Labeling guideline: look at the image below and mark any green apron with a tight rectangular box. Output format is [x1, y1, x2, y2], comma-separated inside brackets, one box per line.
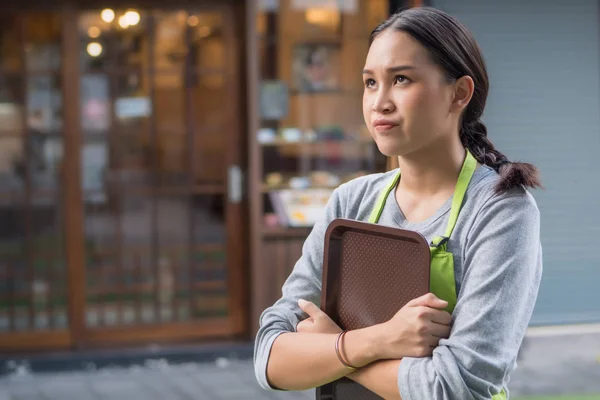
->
[367, 150, 507, 400]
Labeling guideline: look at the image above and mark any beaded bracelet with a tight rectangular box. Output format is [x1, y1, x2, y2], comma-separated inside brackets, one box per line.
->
[335, 330, 358, 370]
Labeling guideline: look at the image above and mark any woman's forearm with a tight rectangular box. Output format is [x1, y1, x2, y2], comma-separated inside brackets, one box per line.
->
[266, 329, 379, 391]
[348, 359, 403, 399]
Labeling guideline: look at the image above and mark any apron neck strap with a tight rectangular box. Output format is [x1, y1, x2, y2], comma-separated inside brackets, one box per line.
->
[443, 150, 477, 238]
[368, 150, 478, 240]
[368, 168, 401, 224]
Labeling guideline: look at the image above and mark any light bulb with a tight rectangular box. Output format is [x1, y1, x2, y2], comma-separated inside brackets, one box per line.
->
[124, 10, 140, 26]
[187, 15, 199, 27]
[87, 42, 103, 57]
[101, 9, 115, 23]
[88, 26, 101, 38]
[118, 15, 129, 29]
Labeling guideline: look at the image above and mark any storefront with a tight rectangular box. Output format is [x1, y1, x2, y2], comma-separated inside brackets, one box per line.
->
[0, 0, 401, 352]
[4, 0, 599, 355]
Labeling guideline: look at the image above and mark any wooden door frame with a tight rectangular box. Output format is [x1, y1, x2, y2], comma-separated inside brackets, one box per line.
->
[245, 0, 263, 337]
[0, 0, 250, 352]
[62, 4, 88, 350]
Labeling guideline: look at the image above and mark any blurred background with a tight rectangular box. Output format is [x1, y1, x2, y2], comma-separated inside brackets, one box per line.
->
[0, 0, 598, 399]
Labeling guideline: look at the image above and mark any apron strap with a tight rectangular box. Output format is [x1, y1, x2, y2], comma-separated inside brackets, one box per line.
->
[368, 151, 477, 244]
[368, 170, 401, 224]
[442, 150, 477, 238]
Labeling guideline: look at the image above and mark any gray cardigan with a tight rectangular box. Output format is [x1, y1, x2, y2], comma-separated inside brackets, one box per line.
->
[254, 165, 543, 400]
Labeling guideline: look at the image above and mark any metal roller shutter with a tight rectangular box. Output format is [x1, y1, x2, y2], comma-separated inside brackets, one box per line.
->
[432, 0, 600, 325]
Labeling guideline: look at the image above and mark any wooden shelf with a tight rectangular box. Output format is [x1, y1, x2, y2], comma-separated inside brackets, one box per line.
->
[86, 280, 227, 297]
[265, 142, 374, 159]
[262, 184, 337, 193]
[260, 138, 372, 147]
[262, 226, 312, 238]
[87, 184, 226, 197]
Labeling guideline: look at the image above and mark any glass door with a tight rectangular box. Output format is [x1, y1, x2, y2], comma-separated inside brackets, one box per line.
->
[76, 4, 246, 345]
[0, 2, 246, 352]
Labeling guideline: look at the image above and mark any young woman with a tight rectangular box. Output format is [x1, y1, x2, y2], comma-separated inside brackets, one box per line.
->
[254, 7, 543, 400]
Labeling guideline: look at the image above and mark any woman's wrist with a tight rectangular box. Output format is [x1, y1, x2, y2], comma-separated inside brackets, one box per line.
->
[342, 323, 387, 367]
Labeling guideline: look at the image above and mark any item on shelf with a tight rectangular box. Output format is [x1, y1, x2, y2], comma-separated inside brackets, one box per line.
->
[281, 127, 303, 142]
[265, 172, 284, 187]
[328, 175, 341, 187]
[344, 170, 369, 183]
[258, 128, 277, 144]
[345, 127, 371, 142]
[311, 171, 330, 186]
[269, 188, 334, 227]
[263, 213, 280, 228]
[304, 129, 318, 142]
[311, 171, 341, 187]
[292, 44, 341, 93]
[289, 176, 311, 189]
[260, 80, 289, 120]
[315, 125, 345, 141]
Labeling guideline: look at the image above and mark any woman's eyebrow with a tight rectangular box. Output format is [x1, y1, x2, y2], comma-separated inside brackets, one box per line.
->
[362, 65, 417, 74]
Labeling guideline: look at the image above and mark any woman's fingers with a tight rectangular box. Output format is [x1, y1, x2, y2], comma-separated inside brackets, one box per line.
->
[296, 317, 313, 332]
[407, 293, 448, 309]
[428, 320, 452, 339]
[298, 299, 323, 318]
[428, 309, 453, 326]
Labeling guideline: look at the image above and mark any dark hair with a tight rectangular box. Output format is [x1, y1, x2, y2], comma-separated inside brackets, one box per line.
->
[370, 7, 542, 193]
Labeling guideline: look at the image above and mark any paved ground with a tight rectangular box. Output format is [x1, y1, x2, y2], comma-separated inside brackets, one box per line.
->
[1, 330, 600, 400]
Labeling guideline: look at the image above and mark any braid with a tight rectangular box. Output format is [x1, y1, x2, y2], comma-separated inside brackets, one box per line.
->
[461, 120, 542, 194]
[460, 120, 509, 172]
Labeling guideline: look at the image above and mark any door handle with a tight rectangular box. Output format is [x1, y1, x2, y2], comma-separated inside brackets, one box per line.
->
[228, 165, 243, 204]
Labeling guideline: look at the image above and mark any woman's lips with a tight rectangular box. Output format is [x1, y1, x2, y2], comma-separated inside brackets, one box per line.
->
[375, 124, 396, 132]
[373, 120, 399, 132]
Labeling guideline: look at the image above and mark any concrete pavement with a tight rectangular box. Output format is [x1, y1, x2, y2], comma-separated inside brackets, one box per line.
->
[1, 330, 599, 399]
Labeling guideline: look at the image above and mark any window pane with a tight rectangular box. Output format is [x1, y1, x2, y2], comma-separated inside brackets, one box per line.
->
[25, 14, 61, 72]
[0, 137, 25, 193]
[153, 11, 187, 72]
[30, 194, 67, 330]
[0, 15, 22, 72]
[113, 72, 152, 172]
[190, 73, 227, 184]
[81, 74, 110, 134]
[0, 74, 25, 135]
[30, 136, 63, 192]
[78, 9, 149, 71]
[189, 12, 225, 70]
[27, 74, 62, 134]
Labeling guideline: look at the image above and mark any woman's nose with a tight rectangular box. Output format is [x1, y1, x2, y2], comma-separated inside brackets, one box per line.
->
[371, 89, 395, 114]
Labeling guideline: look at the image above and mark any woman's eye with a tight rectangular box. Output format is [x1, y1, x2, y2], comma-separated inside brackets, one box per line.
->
[394, 75, 410, 84]
[365, 78, 376, 88]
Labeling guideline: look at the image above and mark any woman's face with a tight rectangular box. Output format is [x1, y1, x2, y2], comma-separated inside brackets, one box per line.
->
[362, 29, 457, 157]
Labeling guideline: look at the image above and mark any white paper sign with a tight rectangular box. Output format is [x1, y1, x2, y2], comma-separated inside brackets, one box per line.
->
[291, 0, 357, 13]
[259, 0, 279, 11]
[115, 97, 152, 119]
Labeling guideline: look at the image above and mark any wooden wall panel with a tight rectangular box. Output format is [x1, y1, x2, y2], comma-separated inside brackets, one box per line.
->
[260, 237, 305, 314]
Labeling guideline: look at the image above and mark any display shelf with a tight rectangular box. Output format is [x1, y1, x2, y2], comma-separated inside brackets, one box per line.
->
[261, 226, 313, 238]
[259, 138, 372, 147]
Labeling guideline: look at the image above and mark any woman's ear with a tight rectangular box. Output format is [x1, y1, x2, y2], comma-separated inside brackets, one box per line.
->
[451, 75, 475, 113]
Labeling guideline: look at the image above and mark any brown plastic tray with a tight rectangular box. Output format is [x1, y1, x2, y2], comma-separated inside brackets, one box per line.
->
[316, 218, 431, 400]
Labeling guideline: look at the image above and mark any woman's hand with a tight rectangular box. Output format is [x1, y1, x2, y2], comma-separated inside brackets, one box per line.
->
[296, 299, 342, 334]
[374, 293, 452, 360]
